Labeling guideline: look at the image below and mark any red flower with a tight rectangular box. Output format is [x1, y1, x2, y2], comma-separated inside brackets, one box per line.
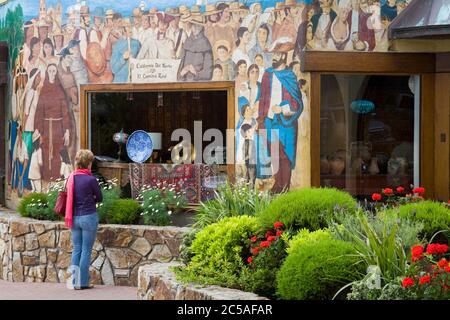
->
[427, 243, 449, 255]
[437, 259, 448, 269]
[276, 230, 283, 237]
[247, 257, 253, 264]
[419, 275, 431, 285]
[448, 200, 450, 204]
[274, 221, 284, 229]
[412, 187, 425, 194]
[445, 266, 450, 273]
[260, 241, 270, 248]
[250, 236, 257, 243]
[411, 245, 424, 261]
[383, 188, 393, 195]
[402, 277, 415, 288]
[251, 247, 259, 255]
[267, 236, 277, 242]
[265, 231, 274, 238]
[396, 186, 405, 194]
[372, 193, 382, 201]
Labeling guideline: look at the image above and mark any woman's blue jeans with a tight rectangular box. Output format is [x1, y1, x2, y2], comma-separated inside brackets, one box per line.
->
[70, 213, 99, 287]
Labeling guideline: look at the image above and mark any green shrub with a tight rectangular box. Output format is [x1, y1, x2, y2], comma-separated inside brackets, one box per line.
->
[174, 216, 259, 289]
[139, 185, 186, 226]
[107, 199, 142, 224]
[18, 193, 48, 217]
[276, 232, 364, 300]
[179, 229, 200, 265]
[384, 201, 450, 239]
[257, 188, 357, 231]
[193, 183, 275, 229]
[97, 182, 121, 223]
[17, 192, 59, 221]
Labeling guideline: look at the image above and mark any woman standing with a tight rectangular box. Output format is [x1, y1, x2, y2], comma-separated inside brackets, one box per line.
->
[65, 149, 102, 290]
[232, 27, 251, 67]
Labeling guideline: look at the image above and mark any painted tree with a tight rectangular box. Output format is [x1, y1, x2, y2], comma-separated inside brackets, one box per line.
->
[0, 4, 24, 71]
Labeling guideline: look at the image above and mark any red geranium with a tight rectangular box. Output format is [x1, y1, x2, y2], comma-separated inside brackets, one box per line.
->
[276, 230, 283, 237]
[251, 247, 259, 255]
[402, 277, 415, 288]
[426, 243, 449, 255]
[383, 188, 393, 195]
[396, 186, 405, 193]
[372, 193, 382, 201]
[274, 221, 284, 229]
[265, 231, 274, 238]
[411, 245, 424, 262]
[260, 241, 270, 248]
[419, 275, 431, 285]
[412, 187, 425, 194]
[437, 259, 448, 269]
[445, 266, 450, 273]
[267, 236, 277, 242]
[247, 257, 253, 264]
[250, 236, 257, 243]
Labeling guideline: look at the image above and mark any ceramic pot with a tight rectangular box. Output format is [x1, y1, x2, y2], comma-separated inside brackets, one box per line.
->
[329, 158, 345, 175]
[368, 157, 380, 175]
[321, 156, 330, 174]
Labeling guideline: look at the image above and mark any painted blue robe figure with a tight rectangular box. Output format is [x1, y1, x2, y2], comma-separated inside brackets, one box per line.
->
[381, 1, 398, 22]
[257, 50, 303, 193]
[111, 33, 141, 83]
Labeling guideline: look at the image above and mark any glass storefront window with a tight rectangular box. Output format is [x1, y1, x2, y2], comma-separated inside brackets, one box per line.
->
[320, 75, 420, 198]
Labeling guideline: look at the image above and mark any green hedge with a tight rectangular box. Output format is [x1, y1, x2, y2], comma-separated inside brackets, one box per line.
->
[257, 188, 357, 231]
[276, 229, 364, 300]
[384, 201, 450, 239]
[174, 216, 259, 289]
[107, 199, 142, 224]
[17, 192, 59, 221]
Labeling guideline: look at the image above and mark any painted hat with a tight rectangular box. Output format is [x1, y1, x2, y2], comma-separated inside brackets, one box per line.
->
[32, 130, 41, 143]
[190, 15, 205, 25]
[80, 5, 90, 16]
[91, 7, 105, 19]
[228, 2, 241, 12]
[282, 0, 300, 8]
[180, 11, 192, 23]
[179, 5, 189, 15]
[190, 5, 202, 16]
[105, 9, 115, 18]
[165, 7, 180, 17]
[214, 39, 231, 53]
[157, 12, 174, 24]
[274, 2, 286, 11]
[204, 4, 220, 16]
[148, 7, 158, 16]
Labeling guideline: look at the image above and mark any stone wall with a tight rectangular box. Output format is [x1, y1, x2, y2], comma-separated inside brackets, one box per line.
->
[138, 262, 267, 300]
[0, 211, 189, 286]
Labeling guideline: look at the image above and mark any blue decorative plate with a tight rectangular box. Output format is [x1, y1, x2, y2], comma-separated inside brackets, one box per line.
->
[126, 130, 153, 163]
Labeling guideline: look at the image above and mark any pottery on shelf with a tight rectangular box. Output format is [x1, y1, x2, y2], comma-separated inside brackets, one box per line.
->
[321, 156, 330, 174]
[329, 157, 345, 175]
[368, 157, 380, 175]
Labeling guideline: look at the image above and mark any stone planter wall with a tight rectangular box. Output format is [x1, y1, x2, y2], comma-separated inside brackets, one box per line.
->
[0, 211, 189, 286]
[138, 262, 268, 300]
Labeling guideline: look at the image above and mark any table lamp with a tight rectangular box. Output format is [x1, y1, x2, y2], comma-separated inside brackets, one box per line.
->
[148, 132, 162, 163]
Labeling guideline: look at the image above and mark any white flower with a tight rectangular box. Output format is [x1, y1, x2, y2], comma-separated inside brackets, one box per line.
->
[168, 211, 172, 216]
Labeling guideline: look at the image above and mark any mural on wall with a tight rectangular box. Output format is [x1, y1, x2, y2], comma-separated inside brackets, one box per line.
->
[0, 0, 412, 205]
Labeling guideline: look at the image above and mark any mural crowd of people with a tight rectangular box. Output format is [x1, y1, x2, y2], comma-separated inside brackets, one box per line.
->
[6, 0, 410, 198]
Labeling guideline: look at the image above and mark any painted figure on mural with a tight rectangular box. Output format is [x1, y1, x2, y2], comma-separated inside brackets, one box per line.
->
[11, 125, 29, 197]
[75, 5, 91, 61]
[214, 40, 235, 81]
[167, 8, 187, 59]
[329, 0, 353, 50]
[34, 63, 72, 181]
[349, 0, 376, 51]
[28, 131, 43, 193]
[154, 13, 176, 59]
[232, 26, 252, 66]
[131, 7, 143, 41]
[111, 19, 141, 83]
[258, 40, 303, 193]
[381, 0, 398, 22]
[42, 37, 59, 65]
[272, 1, 297, 46]
[311, 0, 337, 50]
[178, 16, 213, 81]
[210, 2, 237, 57]
[249, 23, 272, 68]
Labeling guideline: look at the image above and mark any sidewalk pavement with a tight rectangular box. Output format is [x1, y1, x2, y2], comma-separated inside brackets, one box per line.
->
[0, 280, 138, 300]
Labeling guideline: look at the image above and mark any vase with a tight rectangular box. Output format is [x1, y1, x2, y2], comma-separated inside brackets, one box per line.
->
[368, 157, 380, 175]
[329, 158, 345, 175]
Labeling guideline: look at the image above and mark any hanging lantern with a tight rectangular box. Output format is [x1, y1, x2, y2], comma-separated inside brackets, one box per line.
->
[351, 100, 375, 114]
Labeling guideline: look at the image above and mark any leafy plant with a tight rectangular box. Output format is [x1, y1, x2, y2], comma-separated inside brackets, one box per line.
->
[257, 188, 357, 231]
[276, 230, 364, 300]
[328, 210, 423, 287]
[139, 183, 187, 226]
[173, 216, 259, 289]
[18, 193, 48, 217]
[383, 201, 450, 240]
[96, 179, 120, 223]
[240, 221, 288, 298]
[179, 229, 200, 265]
[17, 192, 59, 221]
[193, 182, 275, 229]
[107, 199, 142, 224]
